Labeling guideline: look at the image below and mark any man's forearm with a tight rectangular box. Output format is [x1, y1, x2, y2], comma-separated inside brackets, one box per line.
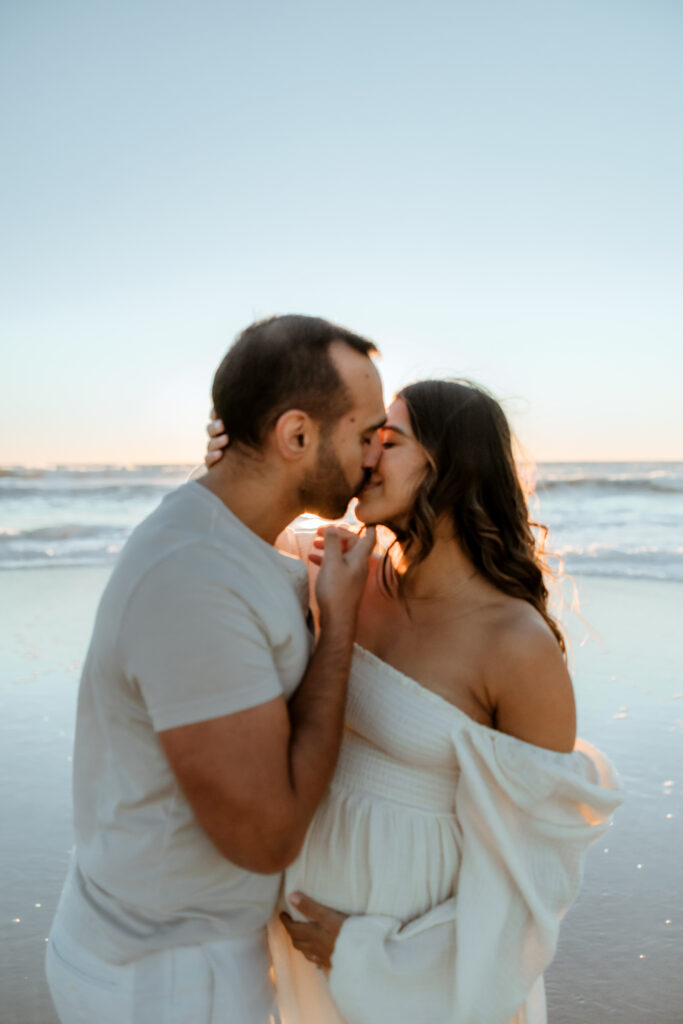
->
[158, 623, 355, 875]
[160, 529, 374, 876]
[280, 613, 357, 854]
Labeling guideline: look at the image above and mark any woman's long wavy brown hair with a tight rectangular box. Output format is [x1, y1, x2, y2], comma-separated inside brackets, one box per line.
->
[382, 379, 566, 656]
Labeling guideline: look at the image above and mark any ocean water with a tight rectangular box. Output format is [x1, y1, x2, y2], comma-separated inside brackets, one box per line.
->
[532, 462, 683, 582]
[1, 462, 682, 581]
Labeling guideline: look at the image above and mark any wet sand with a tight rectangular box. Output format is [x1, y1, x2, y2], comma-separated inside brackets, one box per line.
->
[1, 567, 110, 1024]
[0, 567, 681, 1024]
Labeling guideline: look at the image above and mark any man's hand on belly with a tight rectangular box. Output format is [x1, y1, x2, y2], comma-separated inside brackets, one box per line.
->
[280, 892, 348, 973]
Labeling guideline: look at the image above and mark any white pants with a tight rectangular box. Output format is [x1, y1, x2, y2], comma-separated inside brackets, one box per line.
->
[45, 921, 279, 1024]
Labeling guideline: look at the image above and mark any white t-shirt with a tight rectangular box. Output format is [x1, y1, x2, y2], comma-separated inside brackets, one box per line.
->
[59, 482, 313, 963]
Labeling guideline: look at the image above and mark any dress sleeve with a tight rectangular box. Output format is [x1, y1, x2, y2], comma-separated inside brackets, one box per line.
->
[328, 730, 623, 1024]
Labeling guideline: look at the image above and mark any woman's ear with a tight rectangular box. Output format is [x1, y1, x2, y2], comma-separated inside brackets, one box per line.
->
[273, 409, 319, 462]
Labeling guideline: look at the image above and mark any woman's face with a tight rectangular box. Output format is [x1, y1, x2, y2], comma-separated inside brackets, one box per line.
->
[355, 397, 430, 529]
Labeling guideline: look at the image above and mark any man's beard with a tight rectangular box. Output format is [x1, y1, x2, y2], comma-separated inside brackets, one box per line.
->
[299, 433, 368, 520]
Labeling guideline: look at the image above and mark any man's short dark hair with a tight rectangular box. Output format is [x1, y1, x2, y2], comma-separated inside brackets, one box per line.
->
[212, 315, 379, 451]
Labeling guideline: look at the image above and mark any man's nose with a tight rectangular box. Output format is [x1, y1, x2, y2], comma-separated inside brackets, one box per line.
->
[363, 434, 383, 469]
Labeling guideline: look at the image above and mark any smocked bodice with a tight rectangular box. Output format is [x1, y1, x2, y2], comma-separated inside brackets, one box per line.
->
[333, 645, 464, 813]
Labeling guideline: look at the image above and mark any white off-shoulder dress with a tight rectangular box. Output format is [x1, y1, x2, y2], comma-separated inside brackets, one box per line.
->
[268, 643, 622, 1024]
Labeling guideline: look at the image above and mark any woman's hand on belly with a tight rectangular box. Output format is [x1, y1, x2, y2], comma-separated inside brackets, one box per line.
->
[280, 892, 348, 972]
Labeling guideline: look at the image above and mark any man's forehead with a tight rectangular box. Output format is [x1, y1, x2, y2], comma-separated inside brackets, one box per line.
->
[350, 367, 382, 400]
[330, 341, 382, 386]
[365, 412, 388, 432]
[347, 370, 385, 420]
[329, 343, 385, 424]
[343, 406, 386, 435]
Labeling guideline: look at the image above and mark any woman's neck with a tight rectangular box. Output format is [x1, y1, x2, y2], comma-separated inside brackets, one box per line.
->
[397, 523, 480, 604]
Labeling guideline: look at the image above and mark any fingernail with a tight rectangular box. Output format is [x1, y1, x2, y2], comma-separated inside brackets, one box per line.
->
[289, 893, 301, 906]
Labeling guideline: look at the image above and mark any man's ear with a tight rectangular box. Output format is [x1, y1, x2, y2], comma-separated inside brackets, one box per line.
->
[273, 409, 319, 462]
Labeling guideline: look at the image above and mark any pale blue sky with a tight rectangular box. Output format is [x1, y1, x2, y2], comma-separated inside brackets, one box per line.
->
[2, 0, 682, 464]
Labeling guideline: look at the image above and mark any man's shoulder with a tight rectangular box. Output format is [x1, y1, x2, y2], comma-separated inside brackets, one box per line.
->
[100, 495, 239, 615]
[118, 531, 258, 602]
[108, 483, 306, 629]
[118, 483, 251, 574]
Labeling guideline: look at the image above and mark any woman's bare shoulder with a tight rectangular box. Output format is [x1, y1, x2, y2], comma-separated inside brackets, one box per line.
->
[485, 597, 561, 657]
[483, 599, 576, 753]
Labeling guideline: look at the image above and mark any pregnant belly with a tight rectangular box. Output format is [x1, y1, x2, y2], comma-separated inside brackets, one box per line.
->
[284, 783, 461, 922]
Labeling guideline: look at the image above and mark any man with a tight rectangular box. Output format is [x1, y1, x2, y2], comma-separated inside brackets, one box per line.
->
[46, 315, 387, 1023]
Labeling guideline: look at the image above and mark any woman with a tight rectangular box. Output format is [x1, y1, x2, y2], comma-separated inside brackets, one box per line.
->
[206, 380, 622, 1024]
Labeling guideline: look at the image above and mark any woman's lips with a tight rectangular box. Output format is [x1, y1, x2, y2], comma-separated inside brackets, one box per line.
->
[359, 480, 381, 496]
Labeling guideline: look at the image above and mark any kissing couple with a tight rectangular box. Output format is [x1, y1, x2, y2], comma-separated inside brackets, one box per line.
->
[46, 315, 622, 1024]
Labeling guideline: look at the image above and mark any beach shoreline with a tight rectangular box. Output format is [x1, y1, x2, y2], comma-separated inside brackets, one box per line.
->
[1, 567, 681, 1023]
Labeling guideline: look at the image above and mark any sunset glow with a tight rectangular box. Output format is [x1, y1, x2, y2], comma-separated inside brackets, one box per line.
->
[2, 2, 682, 466]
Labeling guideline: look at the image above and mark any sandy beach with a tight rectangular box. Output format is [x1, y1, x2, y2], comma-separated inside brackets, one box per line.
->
[1, 566, 681, 1024]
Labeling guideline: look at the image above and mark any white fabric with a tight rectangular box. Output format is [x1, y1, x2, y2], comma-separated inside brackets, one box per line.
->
[46, 912, 279, 1024]
[271, 644, 623, 1024]
[55, 481, 312, 965]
